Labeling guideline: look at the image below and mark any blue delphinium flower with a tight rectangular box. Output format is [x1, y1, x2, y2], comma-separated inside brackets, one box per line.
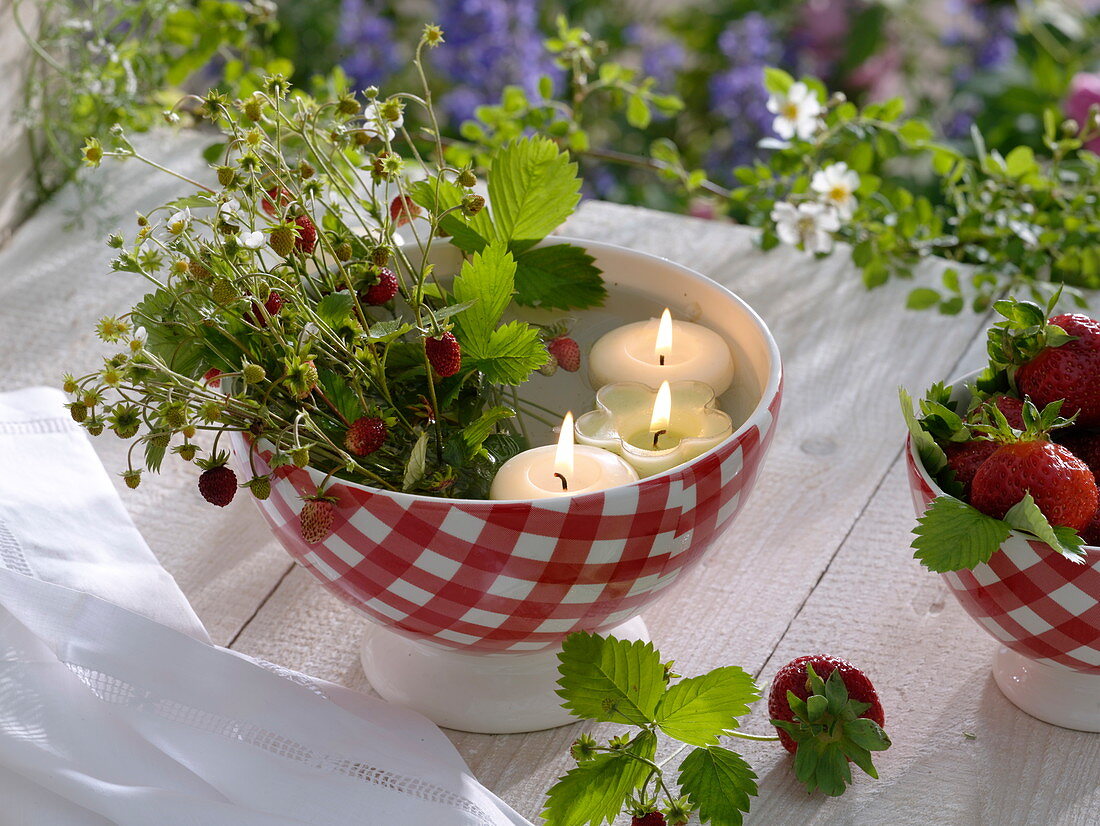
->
[941, 0, 1018, 138]
[431, 0, 558, 124]
[624, 23, 687, 88]
[338, 0, 402, 89]
[707, 13, 781, 176]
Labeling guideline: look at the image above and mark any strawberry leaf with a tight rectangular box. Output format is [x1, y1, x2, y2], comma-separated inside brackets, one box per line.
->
[541, 730, 656, 826]
[677, 745, 757, 825]
[899, 387, 950, 476]
[556, 632, 666, 726]
[460, 405, 515, 454]
[488, 135, 582, 250]
[513, 243, 606, 311]
[912, 495, 1011, 572]
[654, 666, 759, 746]
[452, 241, 516, 344]
[1003, 494, 1088, 563]
[464, 321, 548, 385]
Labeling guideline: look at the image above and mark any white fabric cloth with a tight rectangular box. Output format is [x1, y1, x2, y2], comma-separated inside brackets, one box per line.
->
[0, 387, 531, 826]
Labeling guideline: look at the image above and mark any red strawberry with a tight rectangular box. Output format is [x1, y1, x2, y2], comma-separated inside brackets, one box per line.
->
[768, 655, 890, 796]
[1017, 314, 1100, 428]
[261, 186, 292, 217]
[630, 814, 666, 826]
[203, 367, 222, 389]
[294, 215, 317, 254]
[425, 332, 461, 377]
[1058, 431, 1100, 545]
[547, 336, 581, 372]
[389, 195, 421, 227]
[360, 267, 398, 305]
[248, 290, 283, 327]
[971, 440, 1098, 531]
[299, 499, 335, 544]
[944, 439, 997, 497]
[198, 464, 237, 507]
[345, 416, 387, 456]
[984, 395, 1024, 430]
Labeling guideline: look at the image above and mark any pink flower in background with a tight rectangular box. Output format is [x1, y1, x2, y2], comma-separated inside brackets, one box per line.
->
[1066, 73, 1100, 153]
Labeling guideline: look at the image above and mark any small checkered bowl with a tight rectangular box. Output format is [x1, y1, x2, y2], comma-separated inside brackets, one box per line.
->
[232, 237, 782, 731]
[905, 372, 1100, 731]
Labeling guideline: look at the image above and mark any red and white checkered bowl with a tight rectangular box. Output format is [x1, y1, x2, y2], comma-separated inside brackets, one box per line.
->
[232, 238, 782, 656]
[906, 440, 1100, 676]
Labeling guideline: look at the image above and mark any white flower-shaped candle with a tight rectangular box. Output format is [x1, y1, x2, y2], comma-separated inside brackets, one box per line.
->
[575, 381, 733, 478]
[588, 309, 736, 395]
[490, 412, 639, 499]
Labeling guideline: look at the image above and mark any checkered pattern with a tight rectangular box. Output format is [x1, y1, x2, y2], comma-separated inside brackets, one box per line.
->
[232, 387, 780, 653]
[905, 438, 1100, 675]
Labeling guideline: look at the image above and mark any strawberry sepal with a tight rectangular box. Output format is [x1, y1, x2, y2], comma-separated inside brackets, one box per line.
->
[769, 666, 890, 797]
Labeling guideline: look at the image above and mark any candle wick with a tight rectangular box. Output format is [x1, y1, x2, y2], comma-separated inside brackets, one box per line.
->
[554, 472, 569, 491]
[652, 429, 667, 449]
[659, 354, 665, 366]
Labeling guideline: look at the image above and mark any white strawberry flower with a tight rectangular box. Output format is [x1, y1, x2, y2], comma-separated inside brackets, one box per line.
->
[771, 201, 841, 254]
[766, 82, 824, 141]
[240, 230, 265, 249]
[166, 208, 191, 235]
[362, 100, 403, 141]
[218, 198, 241, 218]
[129, 326, 147, 353]
[811, 162, 860, 219]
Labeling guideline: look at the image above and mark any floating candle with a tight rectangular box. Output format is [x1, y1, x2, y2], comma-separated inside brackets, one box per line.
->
[588, 309, 736, 395]
[575, 381, 734, 478]
[489, 412, 639, 499]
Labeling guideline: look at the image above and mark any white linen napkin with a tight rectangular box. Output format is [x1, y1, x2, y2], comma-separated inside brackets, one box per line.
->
[0, 387, 532, 826]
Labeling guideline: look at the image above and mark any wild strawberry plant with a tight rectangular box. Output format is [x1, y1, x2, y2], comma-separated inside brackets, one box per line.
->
[545, 633, 890, 826]
[64, 25, 607, 504]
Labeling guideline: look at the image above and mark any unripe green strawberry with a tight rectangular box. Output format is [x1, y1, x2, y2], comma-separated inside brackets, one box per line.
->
[85, 417, 104, 436]
[216, 166, 237, 187]
[337, 94, 360, 115]
[334, 242, 353, 262]
[176, 443, 198, 462]
[189, 259, 213, 281]
[164, 404, 187, 429]
[212, 278, 237, 305]
[150, 431, 171, 449]
[248, 475, 272, 500]
[69, 402, 88, 422]
[370, 244, 390, 267]
[292, 447, 310, 467]
[456, 168, 476, 188]
[122, 469, 142, 489]
[242, 362, 266, 384]
[269, 224, 296, 257]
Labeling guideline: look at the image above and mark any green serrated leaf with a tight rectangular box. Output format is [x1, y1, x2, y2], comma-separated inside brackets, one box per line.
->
[488, 136, 581, 248]
[1003, 494, 1088, 563]
[466, 321, 548, 385]
[556, 632, 666, 726]
[912, 495, 1011, 572]
[541, 730, 655, 826]
[315, 291, 354, 329]
[899, 387, 950, 475]
[317, 370, 360, 423]
[678, 745, 758, 825]
[513, 243, 606, 311]
[453, 242, 517, 345]
[461, 406, 515, 452]
[654, 666, 759, 746]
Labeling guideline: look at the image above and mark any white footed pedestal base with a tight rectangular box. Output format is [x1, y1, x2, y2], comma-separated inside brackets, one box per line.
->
[992, 646, 1100, 732]
[360, 617, 650, 734]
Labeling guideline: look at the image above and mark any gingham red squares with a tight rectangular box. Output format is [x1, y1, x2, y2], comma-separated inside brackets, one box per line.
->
[906, 440, 1100, 675]
[234, 388, 780, 653]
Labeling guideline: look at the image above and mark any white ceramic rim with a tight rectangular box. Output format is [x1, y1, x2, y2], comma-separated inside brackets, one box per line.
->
[907, 368, 1099, 551]
[277, 236, 782, 505]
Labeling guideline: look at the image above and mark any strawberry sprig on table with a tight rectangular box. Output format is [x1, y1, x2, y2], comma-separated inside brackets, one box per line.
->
[543, 634, 890, 826]
[902, 294, 1100, 572]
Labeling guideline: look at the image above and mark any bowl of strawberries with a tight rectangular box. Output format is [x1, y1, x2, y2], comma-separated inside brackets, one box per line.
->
[902, 298, 1100, 732]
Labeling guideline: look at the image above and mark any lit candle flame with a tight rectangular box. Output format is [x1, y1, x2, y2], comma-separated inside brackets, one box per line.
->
[555, 411, 575, 486]
[655, 308, 673, 366]
[650, 381, 671, 447]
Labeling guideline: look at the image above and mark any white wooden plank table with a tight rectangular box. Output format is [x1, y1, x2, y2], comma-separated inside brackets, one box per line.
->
[2, 136, 1097, 825]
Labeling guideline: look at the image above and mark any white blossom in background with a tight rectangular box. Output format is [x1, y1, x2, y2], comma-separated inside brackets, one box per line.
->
[166, 208, 191, 236]
[362, 100, 403, 141]
[766, 82, 823, 141]
[811, 162, 860, 218]
[240, 230, 264, 249]
[129, 326, 147, 353]
[771, 201, 840, 254]
[219, 198, 241, 219]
